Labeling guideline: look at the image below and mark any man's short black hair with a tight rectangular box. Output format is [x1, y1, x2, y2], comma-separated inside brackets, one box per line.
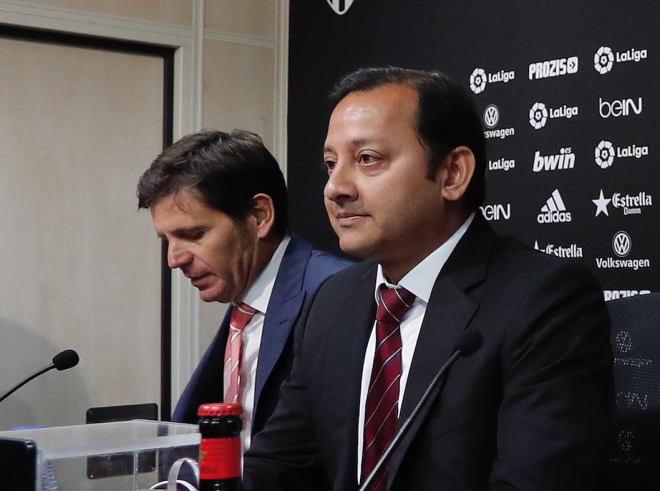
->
[330, 67, 486, 210]
[137, 129, 288, 238]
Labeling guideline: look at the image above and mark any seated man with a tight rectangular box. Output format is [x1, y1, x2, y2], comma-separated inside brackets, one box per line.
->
[137, 129, 351, 452]
[243, 68, 614, 491]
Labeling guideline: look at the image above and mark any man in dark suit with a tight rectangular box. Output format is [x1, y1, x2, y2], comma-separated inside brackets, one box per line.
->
[243, 68, 614, 490]
[137, 129, 350, 451]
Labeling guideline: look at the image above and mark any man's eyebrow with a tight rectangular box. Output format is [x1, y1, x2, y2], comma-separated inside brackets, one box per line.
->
[323, 138, 384, 153]
[156, 225, 206, 240]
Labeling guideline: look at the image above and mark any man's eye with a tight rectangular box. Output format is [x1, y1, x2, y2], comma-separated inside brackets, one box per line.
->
[324, 159, 337, 173]
[358, 154, 378, 165]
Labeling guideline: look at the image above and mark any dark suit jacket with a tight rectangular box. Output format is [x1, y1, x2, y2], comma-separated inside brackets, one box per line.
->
[171, 235, 351, 436]
[244, 215, 615, 491]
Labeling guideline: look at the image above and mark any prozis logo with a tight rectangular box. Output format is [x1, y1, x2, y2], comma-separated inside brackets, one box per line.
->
[593, 189, 653, 216]
[599, 97, 643, 118]
[537, 189, 571, 224]
[488, 156, 515, 172]
[325, 0, 355, 15]
[529, 102, 578, 129]
[480, 203, 511, 221]
[529, 56, 579, 80]
[533, 147, 575, 172]
[594, 46, 648, 75]
[469, 67, 515, 94]
[596, 231, 651, 270]
[604, 290, 651, 302]
[534, 240, 583, 258]
[594, 140, 649, 169]
[483, 105, 515, 140]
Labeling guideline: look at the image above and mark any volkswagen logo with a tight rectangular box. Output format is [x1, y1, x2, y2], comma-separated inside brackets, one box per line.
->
[612, 231, 632, 258]
[483, 104, 500, 129]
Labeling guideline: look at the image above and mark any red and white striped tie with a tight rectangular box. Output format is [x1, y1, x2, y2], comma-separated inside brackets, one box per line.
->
[223, 302, 257, 404]
[361, 285, 415, 491]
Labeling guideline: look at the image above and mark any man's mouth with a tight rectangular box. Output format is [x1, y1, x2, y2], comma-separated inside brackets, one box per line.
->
[190, 274, 209, 287]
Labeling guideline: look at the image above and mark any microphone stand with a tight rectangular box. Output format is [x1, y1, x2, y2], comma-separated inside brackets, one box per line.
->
[358, 351, 461, 491]
[0, 364, 55, 404]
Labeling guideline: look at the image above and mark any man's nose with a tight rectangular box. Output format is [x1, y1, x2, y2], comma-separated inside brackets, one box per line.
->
[167, 240, 193, 269]
[324, 161, 358, 204]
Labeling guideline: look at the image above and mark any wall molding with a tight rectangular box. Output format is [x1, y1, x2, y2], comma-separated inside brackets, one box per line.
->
[0, 1, 193, 47]
[274, 0, 290, 174]
[0, 0, 200, 415]
[204, 28, 276, 49]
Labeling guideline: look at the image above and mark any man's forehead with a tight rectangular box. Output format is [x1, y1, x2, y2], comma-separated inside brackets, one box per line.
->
[325, 85, 419, 145]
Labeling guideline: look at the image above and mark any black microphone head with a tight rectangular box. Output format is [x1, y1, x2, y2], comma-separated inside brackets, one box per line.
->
[52, 350, 80, 371]
[456, 331, 483, 357]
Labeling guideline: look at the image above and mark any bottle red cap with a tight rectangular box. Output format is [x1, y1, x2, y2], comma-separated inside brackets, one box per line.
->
[197, 403, 243, 417]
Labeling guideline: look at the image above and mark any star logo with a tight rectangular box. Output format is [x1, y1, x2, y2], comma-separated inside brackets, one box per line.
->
[592, 189, 611, 217]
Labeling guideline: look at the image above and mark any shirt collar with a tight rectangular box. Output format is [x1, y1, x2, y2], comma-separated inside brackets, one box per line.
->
[375, 213, 475, 304]
[240, 234, 291, 313]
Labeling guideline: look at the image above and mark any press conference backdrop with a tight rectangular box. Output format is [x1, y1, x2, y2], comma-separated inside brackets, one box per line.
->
[287, 0, 659, 304]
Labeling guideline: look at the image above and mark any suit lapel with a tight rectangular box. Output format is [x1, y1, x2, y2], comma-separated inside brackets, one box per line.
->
[254, 236, 312, 408]
[333, 263, 378, 491]
[388, 215, 495, 488]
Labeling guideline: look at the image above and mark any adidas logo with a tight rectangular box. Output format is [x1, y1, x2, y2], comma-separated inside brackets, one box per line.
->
[537, 189, 572, 223]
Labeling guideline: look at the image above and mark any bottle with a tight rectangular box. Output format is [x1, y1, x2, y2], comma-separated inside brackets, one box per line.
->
[197, 403, 243, 491]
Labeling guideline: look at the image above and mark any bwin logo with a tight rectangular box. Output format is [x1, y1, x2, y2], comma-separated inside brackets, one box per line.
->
[537, 189, 572, 223]
[529, 102, 548, 129]
[326, 0, 355, 15]
[595, 140, 615, 169]
[533, 148, 575, 172]
[594, 46, 615, 74]
[483, 104, 500, 129]
[470, 68, 487, 94]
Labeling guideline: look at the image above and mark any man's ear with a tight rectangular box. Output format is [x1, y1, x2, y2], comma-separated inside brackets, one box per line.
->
[248, 193, 276, 239]
[438, 146, 475, 202]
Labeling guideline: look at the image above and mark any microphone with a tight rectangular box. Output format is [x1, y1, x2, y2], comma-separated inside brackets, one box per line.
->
[0, 349, 80, 404]
[359, 331, 483, 491]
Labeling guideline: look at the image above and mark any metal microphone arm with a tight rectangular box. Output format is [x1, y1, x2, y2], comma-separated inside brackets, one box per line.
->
[0, 364, 55, 404]
[358, 350, 462, 491]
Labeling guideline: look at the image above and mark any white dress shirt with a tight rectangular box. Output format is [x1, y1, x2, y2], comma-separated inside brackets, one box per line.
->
[236, 234, 291, 452]
[356, 214, 474, 482]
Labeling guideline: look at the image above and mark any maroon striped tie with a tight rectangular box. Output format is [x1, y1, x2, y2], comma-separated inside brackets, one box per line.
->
[361, 285, 415, 491]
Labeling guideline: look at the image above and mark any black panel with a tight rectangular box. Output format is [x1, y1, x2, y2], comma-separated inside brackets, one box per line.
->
[287, 0, 659, 296]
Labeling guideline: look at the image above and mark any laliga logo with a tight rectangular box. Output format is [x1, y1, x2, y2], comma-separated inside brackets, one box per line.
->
[326, 0, 355, 15]
[470, 68, 487, 94]
[529, 102, 548, 129]
[469, 67, 514, 94]
[595, 140, 615, 168]
[594, 47, 615, 74]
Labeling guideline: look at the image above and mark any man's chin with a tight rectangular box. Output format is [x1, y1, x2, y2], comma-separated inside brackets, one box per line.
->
[338, 237, 373, 260]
